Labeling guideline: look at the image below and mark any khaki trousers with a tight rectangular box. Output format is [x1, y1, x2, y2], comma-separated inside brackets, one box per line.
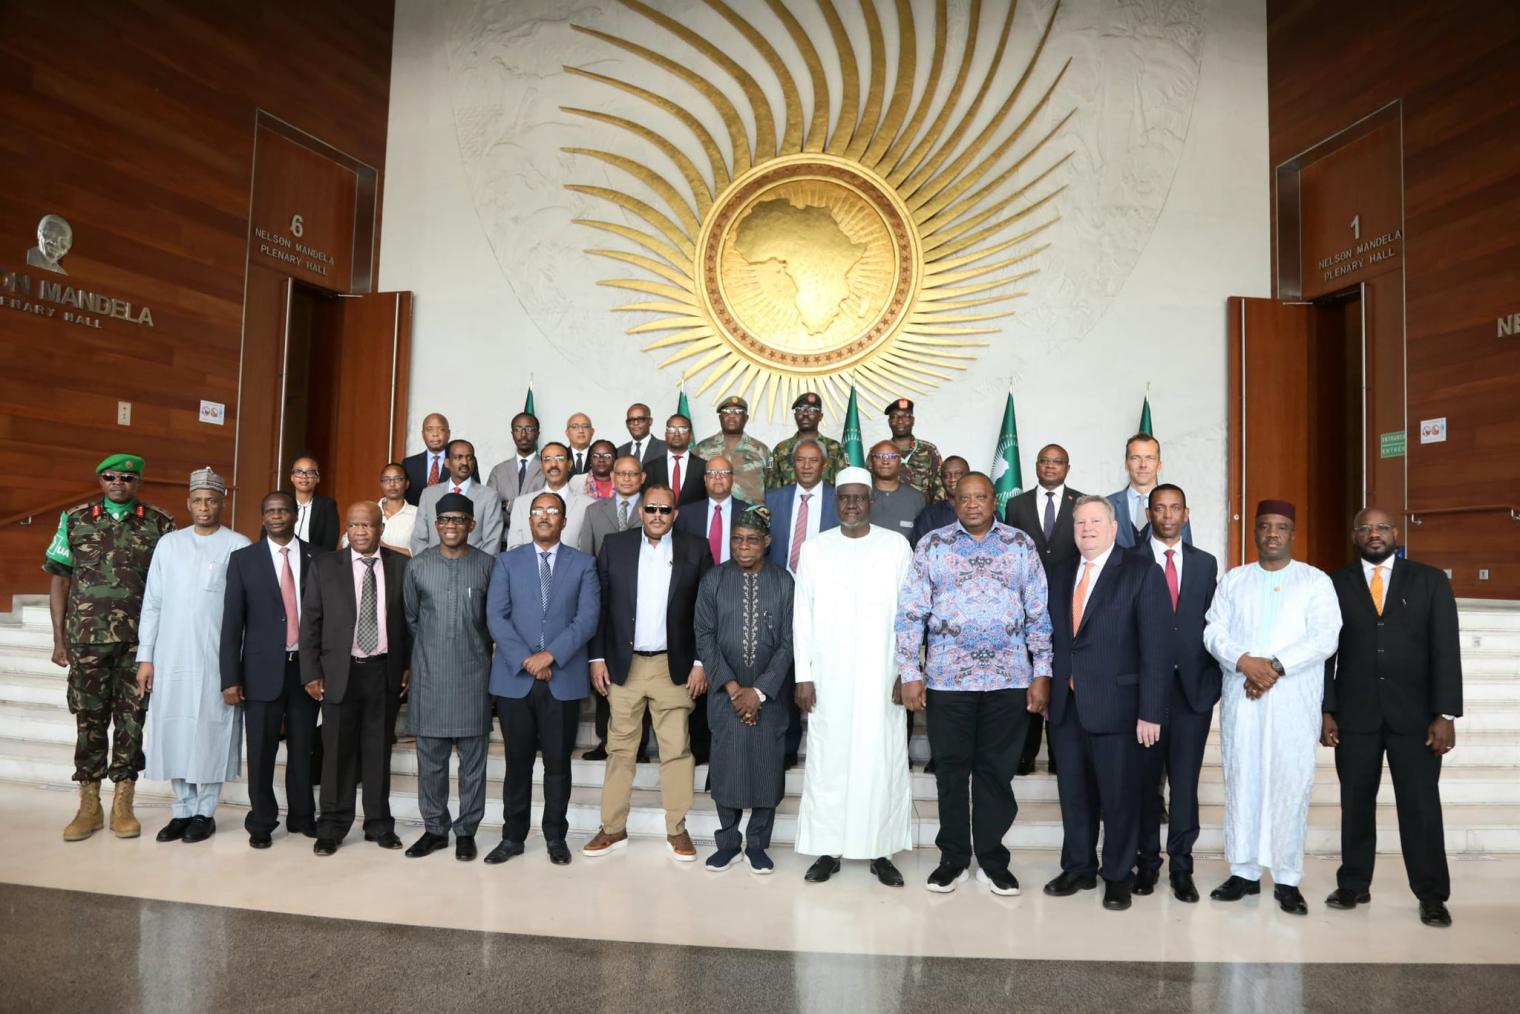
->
[601, 653, 694, 835]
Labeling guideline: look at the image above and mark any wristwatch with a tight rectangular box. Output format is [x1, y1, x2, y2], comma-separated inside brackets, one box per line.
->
[1269, 657, 1285, 676]
[755, 689, 767, 704]
[1440, 714, 1456, 721]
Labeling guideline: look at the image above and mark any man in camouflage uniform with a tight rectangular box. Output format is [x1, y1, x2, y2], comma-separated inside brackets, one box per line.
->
[692, 395, 771, 506]
[768, 392, 846, 489]
[886, 398, 944, 504]
[44, 453, 174, 840]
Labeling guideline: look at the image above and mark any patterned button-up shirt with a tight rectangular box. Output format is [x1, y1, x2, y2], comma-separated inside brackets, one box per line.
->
[894, 520, 1053, 690]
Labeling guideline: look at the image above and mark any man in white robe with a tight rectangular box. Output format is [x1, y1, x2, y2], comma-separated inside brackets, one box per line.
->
[1204, 499, 1341, 913]
[793, 467, 914, 887]
[135, 468, 250, 844]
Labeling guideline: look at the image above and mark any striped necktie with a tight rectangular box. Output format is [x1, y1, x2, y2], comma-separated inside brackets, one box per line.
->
[357, 557, 379, 653]
[538, 551, 552, 649]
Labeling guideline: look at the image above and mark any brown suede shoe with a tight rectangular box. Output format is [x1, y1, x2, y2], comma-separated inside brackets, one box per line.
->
[666, 831, 697, 862]
[581, 828, 628, 857]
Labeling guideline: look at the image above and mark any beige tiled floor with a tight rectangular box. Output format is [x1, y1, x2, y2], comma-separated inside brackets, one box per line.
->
[3, 783, 1516, 964]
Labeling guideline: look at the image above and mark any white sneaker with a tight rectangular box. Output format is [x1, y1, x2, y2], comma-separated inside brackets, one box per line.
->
[977, 867, 1022, 896]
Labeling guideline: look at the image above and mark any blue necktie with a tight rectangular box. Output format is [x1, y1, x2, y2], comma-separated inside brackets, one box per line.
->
[1042, 491, 1056, 541]
[538, 551, 552, 649]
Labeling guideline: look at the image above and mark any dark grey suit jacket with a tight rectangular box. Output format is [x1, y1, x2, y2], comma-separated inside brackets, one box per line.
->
[299, 546, 410, 704]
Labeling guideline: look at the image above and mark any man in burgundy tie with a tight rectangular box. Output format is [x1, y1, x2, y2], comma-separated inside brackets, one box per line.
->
[646, 414, 706, 507]
[1128, 483, 1221, 904]
[219, 492, 321, 847]
[675, 455, 754, 564]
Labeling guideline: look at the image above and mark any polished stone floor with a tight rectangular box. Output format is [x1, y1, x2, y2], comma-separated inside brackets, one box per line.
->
[3, 784, 1519, 1011]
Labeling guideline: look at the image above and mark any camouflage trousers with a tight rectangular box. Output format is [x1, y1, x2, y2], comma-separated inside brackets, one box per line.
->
[65, 642, 148, 783]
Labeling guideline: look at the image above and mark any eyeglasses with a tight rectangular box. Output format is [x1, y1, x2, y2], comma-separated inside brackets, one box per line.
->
[380, 475, 407, 484]
[541, 454, 569, 463]
[1353, 523, 1394, 535]
[590, 452, 615, 460]
[99, 472, 140, 483]
[437, 515, 473, 527]
[626, 415, 651, 424]
[642, 504, 675, 515]
[1036, 457, 1068, 466]
[666, 425, 691, 433]
[291, 468, 320, 478]
[718, 408, 745, 416]
[567, 422, 592, 430]
[613, 470, 644, 479]
[794, 407, 822, 416]
[870, 453, 900, 461]
[528, 507, 563, 518]
[511, 425, 538, 435]
[706, 469, 734, 477]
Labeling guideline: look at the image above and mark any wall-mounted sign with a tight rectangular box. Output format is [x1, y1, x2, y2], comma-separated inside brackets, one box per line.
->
[199, 400, 226, 426]
[1380, 430, 1406, 458]
[254, 214, 338, 277]
[1, 215, 155, 328]
[1419, 417, 1447, 444]
[249, 128, 358, 291]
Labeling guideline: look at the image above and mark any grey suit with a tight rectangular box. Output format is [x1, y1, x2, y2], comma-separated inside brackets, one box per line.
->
[616, 436, 667, 466]
[412, 480, 504, 556]
[584, 494, 642, 556]
[486, 454, 546, 524]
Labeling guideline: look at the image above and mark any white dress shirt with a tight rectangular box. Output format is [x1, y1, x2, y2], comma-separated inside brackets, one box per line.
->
[665, 451, 691, 492]
[1126, 486, 1151, 532]
[533, 541, 560, 578]
[445, 475, 475, 495]
[634, 531, 674, 651]
[1076, 542, 1117, 599]
[293, 495, 314, 542]
[1148, 535, 1183, 585]
[266, 537, 302, 650]
[1037, 483, 1066, 532]
[424, 449, 447, 483]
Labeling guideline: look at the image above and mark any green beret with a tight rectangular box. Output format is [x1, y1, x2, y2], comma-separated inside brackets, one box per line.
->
[96, 453, 144, 475]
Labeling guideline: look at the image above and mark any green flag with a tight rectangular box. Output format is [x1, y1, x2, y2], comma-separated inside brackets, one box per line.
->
[676, 387, 691, 420]
[841, 386, 865, 467]
[1138, 396, 1153, 436]
[991, 392, 1022, 511]
[524, 385, 538, 450]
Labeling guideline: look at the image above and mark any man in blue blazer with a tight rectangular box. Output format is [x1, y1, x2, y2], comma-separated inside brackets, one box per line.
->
[1107, 434, 1192, 549]
[1042, 495, 1173, 911]
[484, 490, 600, 866]
[762, 440, 837, 763]
[1127, 484, 1220, 903]
[219, 492, 318, 848]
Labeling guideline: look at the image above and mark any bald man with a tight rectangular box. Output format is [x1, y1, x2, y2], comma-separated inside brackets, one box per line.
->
[403, 413, 454, 506]
[566, 413, 596, 476]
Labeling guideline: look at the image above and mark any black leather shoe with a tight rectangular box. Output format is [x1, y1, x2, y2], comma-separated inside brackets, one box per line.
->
[156, 817, 191, 843]
[1325, 887, 1371, 910]
[366, 831, 403, 850]
[1274, 884, 1309, 915]
[582, 746, 608, 761]
[1171, 873, 1200, 903]
[1047, 760, 1058, 775]
[1016, 759, 1036, 776]
[1133, 867, 1159, 896]
[313, 837, 339, 856]
[1419, 899, 1452, 927]
[784, 754, 799, 770]
[1210, 875, 1261, 902]
[248, 832, 272, 850]
[484, 839, 525, 865]
[181, 816, 216, 844]
[923, 759, 936, 774]
[804, 855, 841, 883]
[546, 840, 572, 865]
[455, 835, 477, 862]
[288, 824, 319, 839]
[405, 831, 450, 858]
[870, 857, 904, 887]
[1103, 880, 1133, 911]
[1043, 871, 1098, 897]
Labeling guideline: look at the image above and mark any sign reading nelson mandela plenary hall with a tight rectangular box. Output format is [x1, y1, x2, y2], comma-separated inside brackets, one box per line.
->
[1, 215, 155, 329]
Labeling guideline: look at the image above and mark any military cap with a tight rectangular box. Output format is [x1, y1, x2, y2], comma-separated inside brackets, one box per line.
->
[96, 453, 144, 475]
[792, 392, 823, 410]
[717, 395, 749, 412]
[885, 398, 915, 416]
[436, 492, 475, 517]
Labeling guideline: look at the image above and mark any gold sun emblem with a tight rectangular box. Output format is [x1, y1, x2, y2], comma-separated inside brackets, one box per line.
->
[565, 0, 1072, 419]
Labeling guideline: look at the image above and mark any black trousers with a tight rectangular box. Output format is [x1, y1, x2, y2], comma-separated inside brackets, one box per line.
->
[499, 682, 580, 843]
[244, 654, 320, 836]
[317, 656, 395, 840]
[926, 687, 1029, 870]
[1136, 679, 1210, 875]
[1335, 724, 1450, 902]
[715, 804, 776, 851]
[1049, 690, 1142, 883]
[1020, 713, 1047, 769]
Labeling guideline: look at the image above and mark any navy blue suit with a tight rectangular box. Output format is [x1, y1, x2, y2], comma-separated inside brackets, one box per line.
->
[1107, 488, 1193, 549]
[763, 483, 839, 572]
[486, 541, 600, 844]
[674, 496, 754, 563]
[1047, 548, 1172, 882]
[1129, 542, 1221, 877]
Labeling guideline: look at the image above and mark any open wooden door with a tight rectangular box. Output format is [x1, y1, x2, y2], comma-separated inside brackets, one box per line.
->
[1227, 293, 1365, 573]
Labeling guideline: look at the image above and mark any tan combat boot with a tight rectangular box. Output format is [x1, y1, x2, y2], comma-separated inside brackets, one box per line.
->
[63, 781, 104, 841]
[110, 779, 141, 838]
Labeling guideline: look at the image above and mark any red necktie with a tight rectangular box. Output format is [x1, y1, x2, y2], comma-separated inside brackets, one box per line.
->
[452, 485, 461, 494]
[671, 455, 683, 496]
[1164, 549, 1180, 612]
[708, 502, 723, 563]
[427, 455, 440, 485]
[279, 547, 299, 648]
[789, 493, 811, 572]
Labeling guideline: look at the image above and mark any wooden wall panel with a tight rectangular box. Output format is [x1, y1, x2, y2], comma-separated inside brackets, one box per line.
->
[1268, 0, 1520, 597]
[0, 1, 392, 601]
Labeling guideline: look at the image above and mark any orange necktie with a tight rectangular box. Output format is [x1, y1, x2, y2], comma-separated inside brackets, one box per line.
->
[1072, 560, 1095, 635]
[1370, 564, 1384, 615]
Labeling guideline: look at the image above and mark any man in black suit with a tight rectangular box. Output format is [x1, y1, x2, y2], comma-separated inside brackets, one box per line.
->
[1322, 506, 1462, 927]
[1128, 484, 1220, 903]
[401, 412, 453, 506]
[300, 501, 411, 855]
[643, 413, 706, 506]
[616, 402, 667, 466]
[1004, 443, 1083, 776]
[909, 455, 969, 547]
[1042, 495, 1171, 911]
[221, 492, 320, 848]
[582, 483, 714, 861]
[674, 454, 753, 564]
[289, 455, 340, 551]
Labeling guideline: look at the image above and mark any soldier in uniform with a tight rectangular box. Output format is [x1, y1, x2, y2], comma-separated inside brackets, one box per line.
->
[692, 396, 771, 506]
[768, 392, 846, 489]
[886, 398, 944, 504]
[44, 453, 175, 840]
